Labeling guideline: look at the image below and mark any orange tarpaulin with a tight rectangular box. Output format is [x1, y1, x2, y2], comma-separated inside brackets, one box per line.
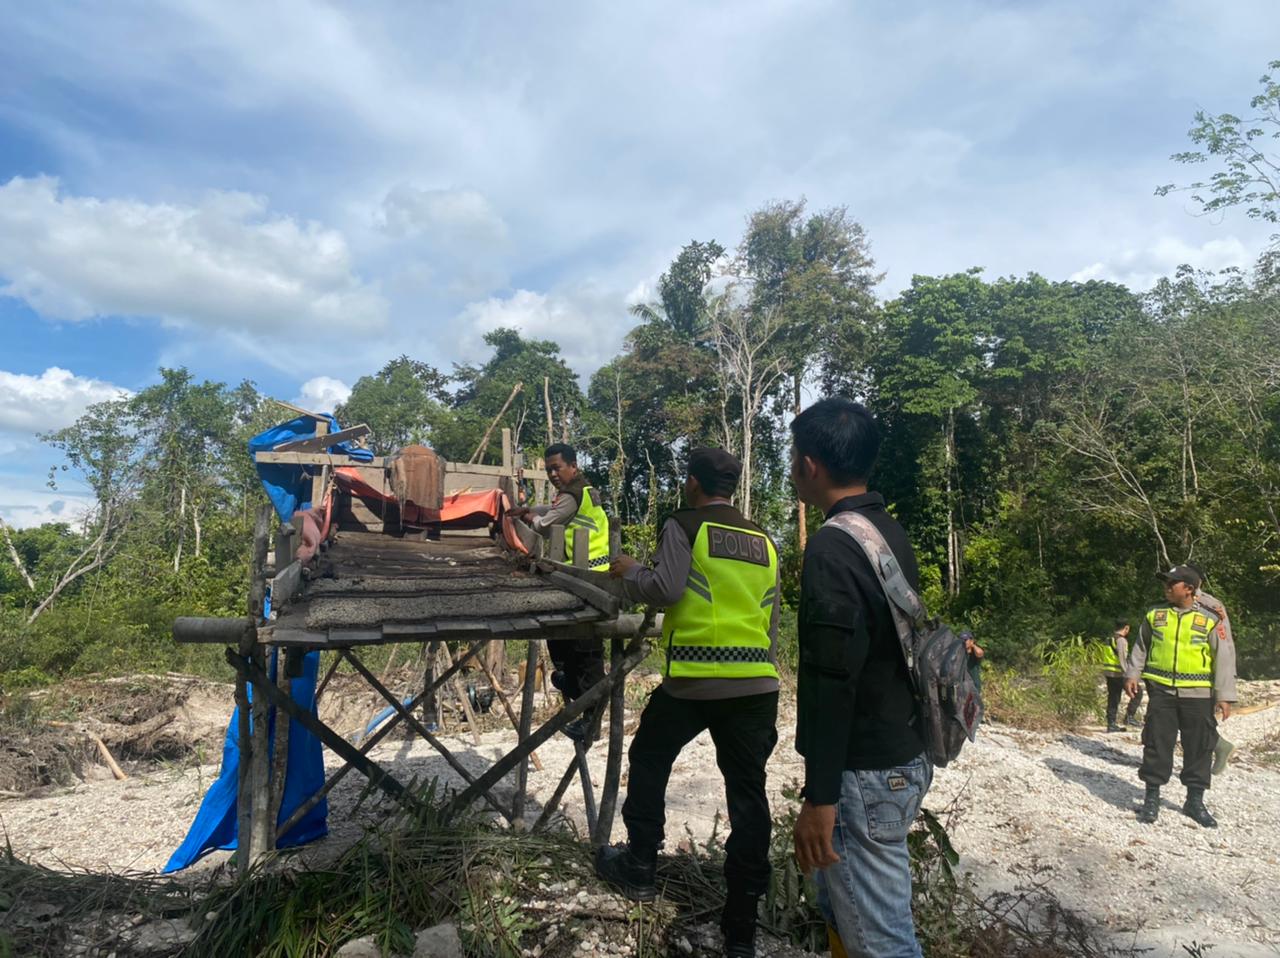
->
[333, 468, 529, 555]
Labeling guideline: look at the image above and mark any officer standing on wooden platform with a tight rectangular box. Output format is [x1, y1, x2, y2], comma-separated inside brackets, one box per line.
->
[508, 442, 611, 739]
[1125, 565, 1237, 827]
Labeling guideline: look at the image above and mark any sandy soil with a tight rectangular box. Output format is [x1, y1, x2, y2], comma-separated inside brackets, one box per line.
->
[3, 676, 1279, 957]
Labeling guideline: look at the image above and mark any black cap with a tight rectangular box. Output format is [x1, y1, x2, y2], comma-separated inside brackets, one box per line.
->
[687, 447, 741, 498]
[1156, 565, 1201, 588]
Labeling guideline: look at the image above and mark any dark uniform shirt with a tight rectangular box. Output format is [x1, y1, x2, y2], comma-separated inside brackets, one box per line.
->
[796, 492, 925, 805]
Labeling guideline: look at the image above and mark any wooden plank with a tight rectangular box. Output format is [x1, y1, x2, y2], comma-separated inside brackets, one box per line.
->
[261, 627, 325, 647]
[274, 424, 370, 454]
[444, 461, 517, 477]
[572, 528, 589, 569]
[545, 570, 620, 616]
[501, 428, 513, 471]
[255, 451, 387, 466]
[271, 561, 303, 613]
[550, 525, 566, 562]
[382, 622, 438, 638]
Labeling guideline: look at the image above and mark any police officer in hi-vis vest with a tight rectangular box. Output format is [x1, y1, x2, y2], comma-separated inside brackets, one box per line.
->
[1125, 564, 1237, 827]
[599, 447, 780, 958]
[508, 443, 611, 739]
[1100, 618, 1142, 731]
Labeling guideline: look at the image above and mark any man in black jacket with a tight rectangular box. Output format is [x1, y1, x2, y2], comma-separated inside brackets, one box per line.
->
[789, 398, 931, 958]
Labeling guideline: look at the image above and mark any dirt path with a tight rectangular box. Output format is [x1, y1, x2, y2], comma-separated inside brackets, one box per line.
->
[3, 679, 1279, 956]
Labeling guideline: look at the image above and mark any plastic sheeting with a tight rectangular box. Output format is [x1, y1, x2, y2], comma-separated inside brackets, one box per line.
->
[164, 649, 328, 872]
[250, 413, 374, 523]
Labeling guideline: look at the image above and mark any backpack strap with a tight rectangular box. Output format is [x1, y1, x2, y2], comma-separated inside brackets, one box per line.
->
[823, 511, 928, 668]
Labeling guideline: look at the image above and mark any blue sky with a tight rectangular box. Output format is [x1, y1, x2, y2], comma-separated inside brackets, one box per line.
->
[1, 1, 1278, 527]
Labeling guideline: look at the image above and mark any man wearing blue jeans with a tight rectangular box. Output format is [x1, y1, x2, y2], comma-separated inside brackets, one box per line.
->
[789, 398, 931, 958]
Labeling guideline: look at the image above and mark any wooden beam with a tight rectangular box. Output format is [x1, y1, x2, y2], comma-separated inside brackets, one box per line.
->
[254, 451, 387, 467]
[274, 424, 369, 454]
[270, 561, 303, 613]
[227, 647, 419, 810]
[545, 569, 620, 616]
[447, 632, 652, 821]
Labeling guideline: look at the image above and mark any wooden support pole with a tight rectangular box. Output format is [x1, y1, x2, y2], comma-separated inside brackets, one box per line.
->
[532, 753, 581, 832]
[593, 607, 656, 847]
[234, 645, 252, 876]
[501, 427, 513, 472]
[228, 648, 419, 810]
[341, 651, 513, 822]
[267, 650, 292, 839]
[422, 641, 442, 730]
[273, 522, 294, 577]
[442, 643, 483, 746]
[576, 739, 598, 836]
[550, 525, 566, 563]
[448, 633, 651, 821]
[314, 651, 341, 703]
[476, 651, 542, 771]
[572, 527, 589, 568]
[248, 504, 273, 865]
[513, 637, 541, 825]
[609, 525, 621, 560]
[275, 639, 491, 841]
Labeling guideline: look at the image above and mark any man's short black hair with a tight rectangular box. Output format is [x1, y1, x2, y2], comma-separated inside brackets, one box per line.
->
[790, 397, 881, 485]
[544, 443, 577, 464]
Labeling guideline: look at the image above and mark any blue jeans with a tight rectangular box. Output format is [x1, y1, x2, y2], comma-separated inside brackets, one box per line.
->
[814, 755, 933, 958]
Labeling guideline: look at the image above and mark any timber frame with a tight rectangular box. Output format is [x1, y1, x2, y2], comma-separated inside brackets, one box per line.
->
[173, 426, 654, 871]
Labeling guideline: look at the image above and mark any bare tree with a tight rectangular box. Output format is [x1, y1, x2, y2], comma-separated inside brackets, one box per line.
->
[708, 292, 788, 519]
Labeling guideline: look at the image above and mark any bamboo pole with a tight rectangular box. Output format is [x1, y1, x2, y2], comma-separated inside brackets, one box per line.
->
[469, 382, 523, 464]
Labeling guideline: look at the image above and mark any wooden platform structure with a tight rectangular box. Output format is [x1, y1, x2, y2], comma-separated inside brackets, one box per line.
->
[174, 420, 655, 870]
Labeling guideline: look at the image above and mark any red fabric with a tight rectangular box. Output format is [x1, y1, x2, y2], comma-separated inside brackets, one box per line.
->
[332, 468, 527, 553]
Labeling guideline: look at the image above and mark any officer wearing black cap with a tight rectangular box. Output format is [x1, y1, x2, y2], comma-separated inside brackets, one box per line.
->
[1125, 564, 1237, 827]
[596, 447, 780, 958]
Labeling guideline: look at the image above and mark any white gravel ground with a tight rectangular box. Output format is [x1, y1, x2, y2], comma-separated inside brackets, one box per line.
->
[4, 680, 1279, 957]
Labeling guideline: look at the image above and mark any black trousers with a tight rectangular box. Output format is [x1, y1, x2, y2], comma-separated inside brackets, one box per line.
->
[546, 637, 605, 700]
[1139, 683, 1217, 790]
[622, 687, 779, 896]
[1105, 675, 1143, 725]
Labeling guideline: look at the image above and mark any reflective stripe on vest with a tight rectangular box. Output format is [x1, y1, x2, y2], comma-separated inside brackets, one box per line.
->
[1142, 606, 1215, 689]
[663, 519, 779, 681]
[568, 487, 611, 571]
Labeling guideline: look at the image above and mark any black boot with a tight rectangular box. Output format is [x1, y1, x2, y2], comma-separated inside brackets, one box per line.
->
[595, 844, 657, 902]
[1137, 785, 1160, 824]
[1183, 788, 1218, 828]
[721, 891, 760, 958]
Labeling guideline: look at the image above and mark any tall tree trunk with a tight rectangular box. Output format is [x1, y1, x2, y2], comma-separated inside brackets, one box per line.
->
[544, 376, 554, 446]
[173, 484, 186, 573]
[741, 411, 753, 520]
[945, 410, 961, 597]
[0, 517, 35, 591]
[795, 375, 807, 552]
[192, 502, 202, 558]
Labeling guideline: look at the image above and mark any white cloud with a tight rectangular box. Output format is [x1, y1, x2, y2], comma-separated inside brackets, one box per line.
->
[1069, 236, 1252, 291]
[293, 376, 352, 414]
[380, 185, 508, 245]
[456, 286, 635, 380]
[0, 176, 388, 334]
[0, 487, 95, 530]
[0, 367, 130, 434]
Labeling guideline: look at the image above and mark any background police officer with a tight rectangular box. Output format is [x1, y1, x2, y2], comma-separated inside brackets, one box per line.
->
[1125, 565, 1237, 827]
[598, 447, 780, 958]
[509, 442, 610, 738]
[1101, 618, 1142, 731]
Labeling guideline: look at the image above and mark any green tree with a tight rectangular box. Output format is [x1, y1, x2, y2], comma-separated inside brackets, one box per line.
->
[336, 356, 451, 455]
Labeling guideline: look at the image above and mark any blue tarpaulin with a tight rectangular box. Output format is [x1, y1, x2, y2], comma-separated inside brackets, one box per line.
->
[249, 413, 374, 523]
[164, 649, 329, 872]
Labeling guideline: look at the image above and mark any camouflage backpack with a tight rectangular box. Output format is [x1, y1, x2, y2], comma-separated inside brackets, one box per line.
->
[824, 511, 982, 767]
